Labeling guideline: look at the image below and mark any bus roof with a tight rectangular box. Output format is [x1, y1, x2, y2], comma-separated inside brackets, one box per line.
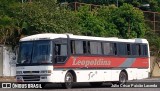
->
[20, 33, 148, 44]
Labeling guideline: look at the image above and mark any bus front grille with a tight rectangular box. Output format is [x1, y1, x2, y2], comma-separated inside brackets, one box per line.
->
[22, 75, 40, 81]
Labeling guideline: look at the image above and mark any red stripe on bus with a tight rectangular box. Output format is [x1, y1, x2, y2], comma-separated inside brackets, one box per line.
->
[131, 58, 149, 68]
[54, 56, 149, 68]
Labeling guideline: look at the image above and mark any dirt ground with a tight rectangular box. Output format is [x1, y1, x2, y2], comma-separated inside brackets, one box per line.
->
[150, 57, 160, 77]
[0, 76, 16, 82]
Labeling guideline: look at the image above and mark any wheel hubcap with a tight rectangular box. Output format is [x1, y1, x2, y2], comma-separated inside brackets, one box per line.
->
[120, 73, 126, 84]
[66, 74, 72, 86]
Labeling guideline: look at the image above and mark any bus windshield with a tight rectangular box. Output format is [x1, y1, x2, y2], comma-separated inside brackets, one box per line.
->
[17, 40, 52, 64]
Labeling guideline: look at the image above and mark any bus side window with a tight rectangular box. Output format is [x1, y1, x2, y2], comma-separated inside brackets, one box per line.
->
[117, 43, 127, 56]
[89, 41, 102, 55]
[55, 44, 60, 55]
[114, 43, 117, 55]
[87, 41, 90, 54]
[127, 44, 131, 55]
[131, 44, 140, 56]
[70, 40, 75, 54]
[83, 41, 87, 54]
[103, 42, 114, 55]
[140, 44, 148, 56]
[138, 45, 141, 55]
[54, 39, 67, 63]
[75, 41, 84, 54]
[71, 40, 88, 54]
[55, 44, 67, 63]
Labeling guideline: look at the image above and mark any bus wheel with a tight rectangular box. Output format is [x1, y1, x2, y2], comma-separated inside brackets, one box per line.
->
[119, 71, 127, 85]
[62, 72, 73, 89]
[89, 82, 103, 87]
[41, 83, 46, 88]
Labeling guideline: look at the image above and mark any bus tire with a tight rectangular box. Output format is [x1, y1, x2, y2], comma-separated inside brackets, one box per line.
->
[62, 72, 74, 89]
[89, 82, 103, 87]
[41, 83, 46, 88]
[119, 71, 127, 85]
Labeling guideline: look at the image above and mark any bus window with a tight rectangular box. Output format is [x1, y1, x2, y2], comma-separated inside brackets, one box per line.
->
[32, 41, 52, 64]
[54, 40, 67, 63]
[87, 41, 90, 54]
[55, 44, 67, 56]
[71, 40, 75, 54]
[131, 44, 140, 56]
[83, 41, 87, 54]
[140, 44, 148, 56]
[127, 44, 131, 55]
[117, 43, 127, 56]
[75, 41, 83, 54]
[71, 40, 88, 54]
[103, 43, 114, 55]
[89, 42, 102, 55]
[18, 42, 33, 64]
[114, 43, 117, 55]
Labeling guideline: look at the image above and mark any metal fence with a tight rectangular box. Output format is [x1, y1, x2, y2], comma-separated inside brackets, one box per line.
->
[143, 11, 160, 32]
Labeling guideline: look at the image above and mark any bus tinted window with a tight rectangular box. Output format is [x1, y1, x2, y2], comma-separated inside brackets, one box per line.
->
[140, 45, 148, 56]
[103, 43, 114, 55]
[71, 40, 87, 54]
[70, 40, 75, 54]
[32, 41, 52, 64]
[117, 43, 127, 55]
[18, 42, 33, 64]
[87, 41, 90, 54]
[75, 41, 83, 54]
[55, 44, 67, 56]
[127, 44, 131, 55]
[54, 39, 67, 63]
[83, 41, 88, 54]
[131, 44, 140, 56]
[89, 42, 102, 55]
[114, 43, 117, 55]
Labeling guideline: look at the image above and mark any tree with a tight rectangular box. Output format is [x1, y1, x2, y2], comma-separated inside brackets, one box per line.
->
[145, 31, 160, 57]
[149, 0, 160, 12]
[14, 0, 80, 35]
[0, 0, 151, 47]
[76, 5, 107, 37]
[96, 5, 119, 37]
[111, 3, 147, 38]
[0, 0, 20, 46]
[0, 0, 81, 46]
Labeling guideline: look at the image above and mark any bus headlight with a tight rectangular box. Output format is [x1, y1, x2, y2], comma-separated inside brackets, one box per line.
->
[41, 76, 47, 79]
[40, 70, 51, 73]
[16, 76, 23, 81]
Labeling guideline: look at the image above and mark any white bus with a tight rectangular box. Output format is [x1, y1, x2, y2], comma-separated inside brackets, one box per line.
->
[16, 33, 150, 88]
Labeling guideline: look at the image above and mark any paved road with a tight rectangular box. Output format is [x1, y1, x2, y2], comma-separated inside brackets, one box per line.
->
[0, 78, 160, 91]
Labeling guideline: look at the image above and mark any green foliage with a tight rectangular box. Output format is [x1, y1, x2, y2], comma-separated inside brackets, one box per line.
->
[0, 0, 81, 45]
[76, 3, 147, 38]
[59, 0, 160, 12]
[77, 5, 107, 36]
[149, 0, 160, 12]
[0, 0, 149, 49]
[111, 3, 146, 38]
[0, 0, 20, 46]
[145, 32, 160, 57]
[96, 5, 119, 37]
[18, 0, 80, 35]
